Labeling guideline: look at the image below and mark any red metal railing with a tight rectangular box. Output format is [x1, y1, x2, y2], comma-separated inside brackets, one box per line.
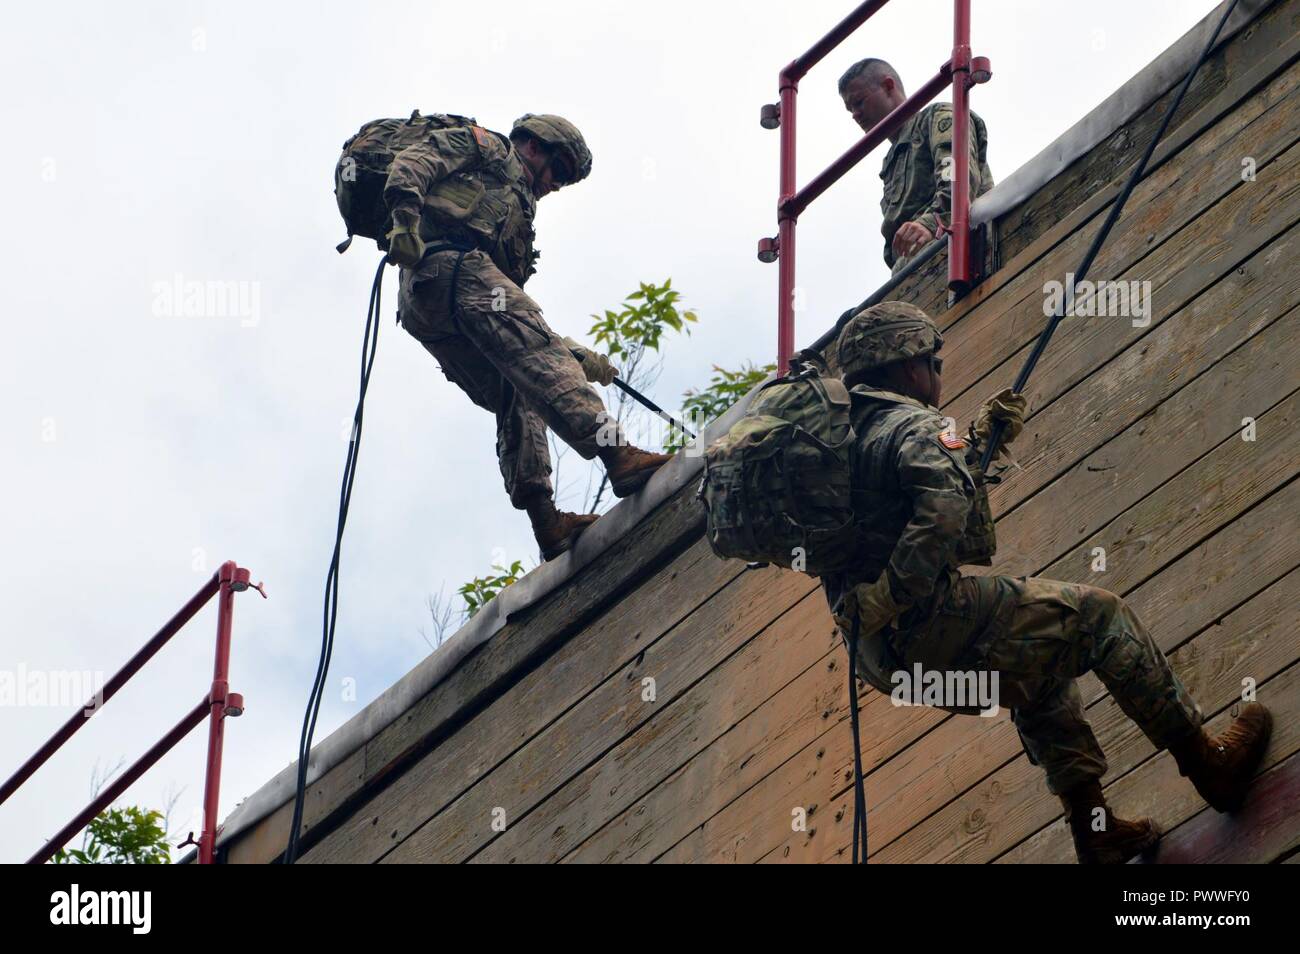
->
[1, 560, 264, 864]
[759, 0, 991, 371]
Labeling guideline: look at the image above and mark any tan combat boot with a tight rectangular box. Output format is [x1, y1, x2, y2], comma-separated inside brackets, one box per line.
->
[602, 445, 673, 498]
[526, 497, 600, 561]
[1059, 779, 1161, 864]
[1167, 702, 1272, 813]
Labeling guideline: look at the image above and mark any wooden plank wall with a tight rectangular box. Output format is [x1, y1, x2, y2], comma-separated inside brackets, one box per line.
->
[230, 0, 1300, 864]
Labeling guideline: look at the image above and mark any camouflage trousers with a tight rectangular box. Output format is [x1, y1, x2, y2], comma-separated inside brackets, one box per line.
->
[880, 574, 1203, 795]
[397, 249, 622, 509]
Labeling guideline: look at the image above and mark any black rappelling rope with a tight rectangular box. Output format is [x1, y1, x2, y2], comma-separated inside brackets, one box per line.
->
[980, 0, 1241, 472]
[847, 612, 869, 864]
[285, 254, 387, 864]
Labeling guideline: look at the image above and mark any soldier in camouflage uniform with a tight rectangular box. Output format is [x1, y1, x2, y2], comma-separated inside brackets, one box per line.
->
[383, 113, 672, 560]
[838, 59, 994, 273]
[825, 301, 1273, 863]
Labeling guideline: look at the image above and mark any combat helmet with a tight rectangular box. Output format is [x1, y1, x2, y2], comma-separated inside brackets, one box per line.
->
[511, 113, 592, 184]
[835, 300, 943, 379]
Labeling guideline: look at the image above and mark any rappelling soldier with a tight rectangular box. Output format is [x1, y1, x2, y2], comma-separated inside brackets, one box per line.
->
[823, 300, 1273, 863]
[383, 113, 671, 560]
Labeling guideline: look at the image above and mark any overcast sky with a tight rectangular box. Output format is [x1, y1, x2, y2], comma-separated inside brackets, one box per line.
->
[0, 0, 1220, 861]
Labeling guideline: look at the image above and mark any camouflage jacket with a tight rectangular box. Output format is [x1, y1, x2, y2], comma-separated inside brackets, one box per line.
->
[383, 124, 539, 286]
[880, 103, 993, 271]
[821, 386, 997, 628]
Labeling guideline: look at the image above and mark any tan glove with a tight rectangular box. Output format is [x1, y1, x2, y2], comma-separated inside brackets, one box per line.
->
[385, 210, 426, 268]
[972, 388, 1028, 450]
[563, 336, 619, 386]
[832, 574, 909, 641]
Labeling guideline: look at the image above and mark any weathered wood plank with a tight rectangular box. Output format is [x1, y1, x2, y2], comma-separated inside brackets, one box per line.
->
[655, 688, 945, 864]
[257, 478, 711, 862]
[1033, 388, 1298, 589]
[223, 746, 365, 865]
[562, 646, 846, 863]
[939, 86, 1300, 407]
[299, 536, 747, 863]
[365, 566, 820, 863]
[361, 479, 708, 782]
[472, 588, 841, 863]
[978, 228, 1300, 518]
[222, 478, 712, 868]
[1138, 750, 1300, 864]
[982, 305, 1300, 578]
[994, 56, 1229, 268]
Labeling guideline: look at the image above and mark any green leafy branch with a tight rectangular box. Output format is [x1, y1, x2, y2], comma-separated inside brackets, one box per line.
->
[51, 806, 170, 865]
[457, 560, 526, 618]
[587, 278, 698, 360]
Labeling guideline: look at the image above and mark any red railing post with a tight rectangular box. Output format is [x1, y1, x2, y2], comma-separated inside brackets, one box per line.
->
[198, 561, 249, 864]
[777, 65, 799, 374]
[948, 0, 973, 290]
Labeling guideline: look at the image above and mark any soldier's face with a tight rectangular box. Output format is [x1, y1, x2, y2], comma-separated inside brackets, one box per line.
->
[897, 354, 941, 407]
[925, 353, 946, 408]
[842, 76, 900, 135]
[923, 353, 943, 406]
[532, 163, 560, 198]
[519, 139, 564, 198]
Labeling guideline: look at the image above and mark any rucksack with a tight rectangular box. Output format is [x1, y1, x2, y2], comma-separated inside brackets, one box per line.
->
[333, 110, 479, 253]
[698, 353, 863, 575]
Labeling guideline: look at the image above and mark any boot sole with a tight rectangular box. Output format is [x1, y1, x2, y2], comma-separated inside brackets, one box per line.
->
[1083, 819, 1162, 864]
[610, 474, 648, 498]
[1203, 706, 1273, 813]
[539, 522, 595, 562]
[610, 465, 664, 498]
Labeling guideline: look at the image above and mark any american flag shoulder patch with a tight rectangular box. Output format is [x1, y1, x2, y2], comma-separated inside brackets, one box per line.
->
[470, 125, 491, 148]
[939, 432, 967, 450]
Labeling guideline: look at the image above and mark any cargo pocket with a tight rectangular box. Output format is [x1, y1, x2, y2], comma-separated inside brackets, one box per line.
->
[880, 142, 910, 208]
[398, 258, 448, 340]
[854, 628, 903, 696]
[896, 576, 985, 674]
[982, 577, 1089, 679]
[1012, 578, 1085, 630]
